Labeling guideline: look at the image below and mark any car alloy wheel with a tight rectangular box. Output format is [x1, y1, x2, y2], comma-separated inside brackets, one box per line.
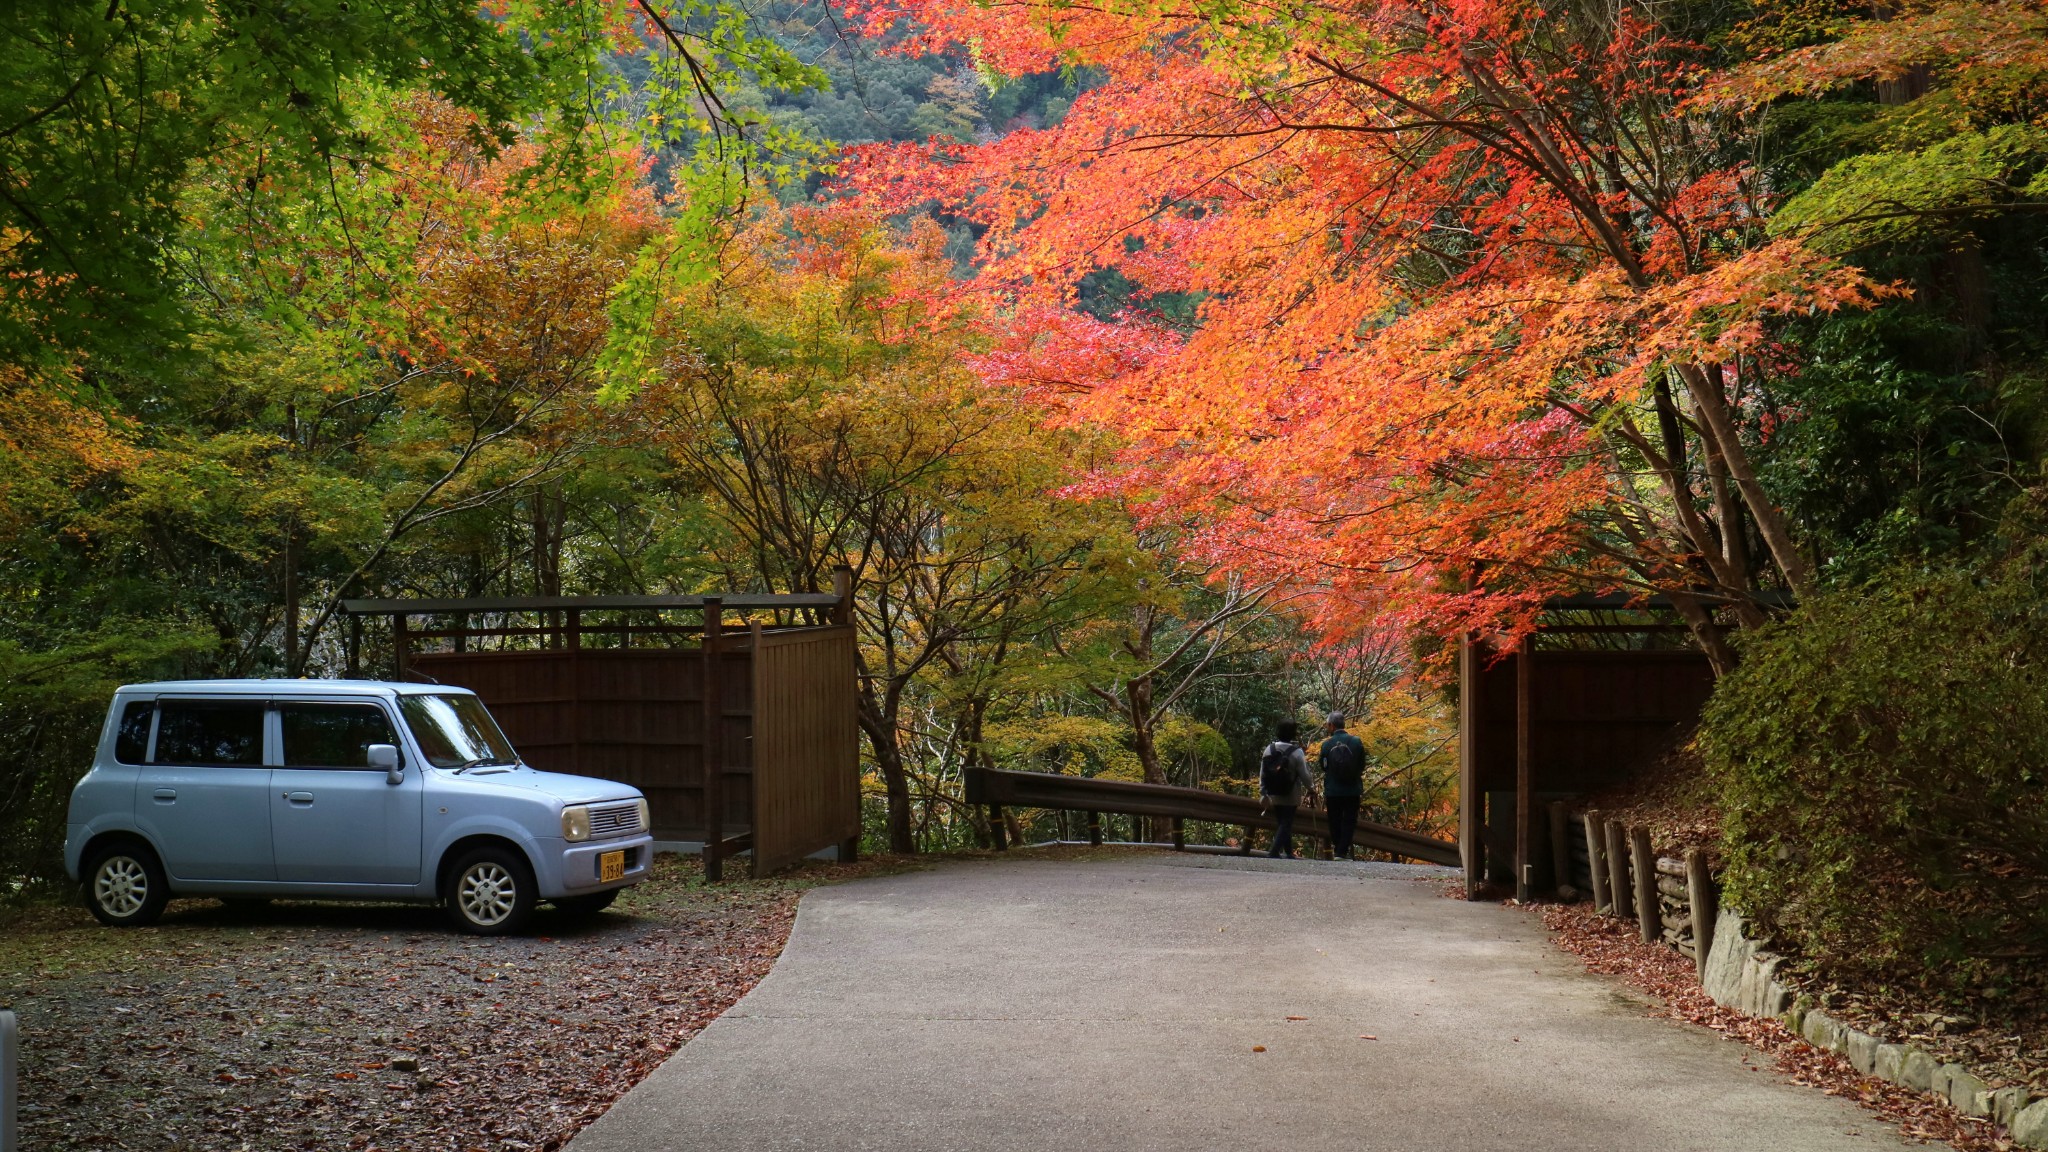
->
[84, 843, 170, 927]
[445, 845, 535, 935]
[459, 862, 517, 926]
[96, 856, 149, 918]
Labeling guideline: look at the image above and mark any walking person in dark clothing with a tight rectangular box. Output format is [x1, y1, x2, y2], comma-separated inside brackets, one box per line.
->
[1258, 720, 1314, 859]
[1318, 711, 1368, 858]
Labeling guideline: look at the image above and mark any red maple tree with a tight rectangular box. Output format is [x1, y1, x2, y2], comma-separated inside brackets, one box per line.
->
[839, 0, 1898, 665]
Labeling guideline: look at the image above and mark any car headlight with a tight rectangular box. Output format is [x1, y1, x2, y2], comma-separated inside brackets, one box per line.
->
[635, 797, 649, 833]
[562, 805, 591, 842]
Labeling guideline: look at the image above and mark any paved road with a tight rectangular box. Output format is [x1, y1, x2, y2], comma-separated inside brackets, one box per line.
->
[570, 855, 1907, 1152]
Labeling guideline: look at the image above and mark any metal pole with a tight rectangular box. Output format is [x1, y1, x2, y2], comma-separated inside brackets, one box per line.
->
[2, 1008, 18, 1152]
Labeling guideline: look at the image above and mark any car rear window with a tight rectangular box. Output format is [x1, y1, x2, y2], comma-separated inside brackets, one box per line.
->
[113, 701, 153, 764]
[280, 703, 397, 768]
[152, 701, 265, 767]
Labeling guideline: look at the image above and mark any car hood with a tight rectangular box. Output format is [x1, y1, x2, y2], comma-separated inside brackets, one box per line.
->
[441, 765, 639, 806]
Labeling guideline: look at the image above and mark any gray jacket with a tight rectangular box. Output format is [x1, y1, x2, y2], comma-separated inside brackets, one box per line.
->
[1259, 741, 1313, 806]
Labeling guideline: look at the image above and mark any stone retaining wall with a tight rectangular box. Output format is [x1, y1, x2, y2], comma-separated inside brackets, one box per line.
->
[1700, 906, 2048, 1148]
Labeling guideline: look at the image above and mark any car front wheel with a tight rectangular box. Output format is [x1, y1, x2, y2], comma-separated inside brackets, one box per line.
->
[85, 842, 170, 928]
[446, 846, 536, 936]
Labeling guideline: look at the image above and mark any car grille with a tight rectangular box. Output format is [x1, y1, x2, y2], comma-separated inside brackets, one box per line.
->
[588, 801, 642, 838]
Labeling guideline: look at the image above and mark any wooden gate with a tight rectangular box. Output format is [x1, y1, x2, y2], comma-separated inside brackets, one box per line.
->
[748, 624, 861, 875]
[343, 591, 860, 879]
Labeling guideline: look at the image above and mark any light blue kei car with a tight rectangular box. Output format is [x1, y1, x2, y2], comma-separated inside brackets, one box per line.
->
[64, 680, 654, 935]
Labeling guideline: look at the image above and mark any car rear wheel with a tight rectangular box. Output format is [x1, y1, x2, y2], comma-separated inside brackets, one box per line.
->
[85, 842, 169, 928]
[553, 889, 620, 918]
[446, 846, 535, 936]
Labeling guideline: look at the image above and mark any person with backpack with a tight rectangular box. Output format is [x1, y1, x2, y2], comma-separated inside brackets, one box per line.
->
[1318, 711, 1368, 858]
[1258, 720, 1314, 859]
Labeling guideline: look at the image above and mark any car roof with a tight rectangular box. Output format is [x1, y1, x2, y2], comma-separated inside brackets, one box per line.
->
[116, 679, 473, 697]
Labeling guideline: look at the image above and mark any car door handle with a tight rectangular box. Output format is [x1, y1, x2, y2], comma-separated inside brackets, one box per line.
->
[283, 791, 315, 805]
[152, 789, 176, 803]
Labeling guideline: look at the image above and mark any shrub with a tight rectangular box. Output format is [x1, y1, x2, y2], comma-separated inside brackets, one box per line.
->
[0, 625, 207, 901]
[1700, 562, 2048, 994]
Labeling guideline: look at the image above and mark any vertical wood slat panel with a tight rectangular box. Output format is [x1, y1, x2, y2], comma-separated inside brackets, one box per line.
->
[410, 647, 754, 840]
[748, 624, 861, 877]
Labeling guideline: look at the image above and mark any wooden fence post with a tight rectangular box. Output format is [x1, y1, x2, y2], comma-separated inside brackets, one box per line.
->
[1172, 817, 1185, 852]
[1584, 810, 1611, 913]
[1514, 634, 1534, 902]
[1547, 801, 1572, 896]
[990, 805, 1009, 851]
[1087, 810, 1102, 847]
[702, 598, 725, 883]
[1686, 848, 1717, 978]
[1630, 825, 1660, 944]
[832, 566, 852, 626]
[1604, 818, 1633, 919]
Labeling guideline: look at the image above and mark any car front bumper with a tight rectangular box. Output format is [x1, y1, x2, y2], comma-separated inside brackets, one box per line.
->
[550, 833, 655, 897]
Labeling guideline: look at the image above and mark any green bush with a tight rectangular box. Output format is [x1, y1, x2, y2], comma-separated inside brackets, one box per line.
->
[0, 624, 208, 902]
[1701, 562, 2048, 994]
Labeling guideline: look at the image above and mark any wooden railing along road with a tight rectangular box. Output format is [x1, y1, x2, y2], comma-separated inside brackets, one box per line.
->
[962, 767, 1461, 867]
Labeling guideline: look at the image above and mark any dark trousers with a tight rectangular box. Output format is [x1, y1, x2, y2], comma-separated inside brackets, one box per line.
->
[1267, 804, 1298, 858]
[1326, 794, 1361, 857]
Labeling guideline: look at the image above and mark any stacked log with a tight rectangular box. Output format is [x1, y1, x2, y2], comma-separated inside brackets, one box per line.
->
[1655, 856, 1699, 959]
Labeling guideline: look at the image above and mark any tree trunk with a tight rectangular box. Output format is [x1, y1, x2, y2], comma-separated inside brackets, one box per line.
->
[1677, 363, 1815, 595]
[1127, 672, 1169, 840]
[855, 685, 916, 854]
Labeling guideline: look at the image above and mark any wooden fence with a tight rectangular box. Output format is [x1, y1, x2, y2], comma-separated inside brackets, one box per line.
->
[963, 767, 1462, 867]
[1551, 802, 1720, 974]
[344, 592, 860, 880]
[748, 622, 862, 876]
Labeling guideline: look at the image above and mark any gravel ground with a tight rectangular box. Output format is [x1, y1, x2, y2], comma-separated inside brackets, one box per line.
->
[0, 852, 887, 1152]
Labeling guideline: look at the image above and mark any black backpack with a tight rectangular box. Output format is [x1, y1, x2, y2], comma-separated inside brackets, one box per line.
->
[1259, 743, 1297, 795]
[1321, 737, 1363, 788]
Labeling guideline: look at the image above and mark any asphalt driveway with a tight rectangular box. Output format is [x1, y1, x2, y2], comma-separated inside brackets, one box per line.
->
[568, 854, 1908, 1152]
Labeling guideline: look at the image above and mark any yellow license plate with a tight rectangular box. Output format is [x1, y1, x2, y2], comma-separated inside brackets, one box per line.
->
[599, 850, 625, 883]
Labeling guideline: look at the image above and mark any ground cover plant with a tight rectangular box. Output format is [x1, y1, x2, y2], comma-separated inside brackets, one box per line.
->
[0, 853, 881, 1152]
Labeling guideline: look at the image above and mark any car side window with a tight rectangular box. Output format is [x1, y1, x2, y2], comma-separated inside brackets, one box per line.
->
[113, 701, 154, 764]
[279, 703, 397, 769]
[152, 701, 266, 767]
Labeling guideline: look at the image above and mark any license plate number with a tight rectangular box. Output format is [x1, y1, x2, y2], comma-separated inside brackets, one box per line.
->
[599, 850, 625, 883]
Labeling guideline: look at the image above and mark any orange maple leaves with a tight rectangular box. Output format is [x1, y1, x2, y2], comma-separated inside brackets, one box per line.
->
[838, 0, 1887, 642]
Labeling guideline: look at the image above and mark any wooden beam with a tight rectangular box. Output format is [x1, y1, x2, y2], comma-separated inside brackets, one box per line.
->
[1631, 825, 1661, 943]
[340, 593, 841, 615]
[1458, 633, 1483, 897]
[702, 598, 725, 883]
[1604, 818, 1633, 919]
[1584, 810, 1611, 913]
[1548, 801, 1572, 895]
[1515, 634, 1534, 902]
[1686, 848, 1717, 978]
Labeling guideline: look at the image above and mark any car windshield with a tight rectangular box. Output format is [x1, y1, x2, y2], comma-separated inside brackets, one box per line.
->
[399, 694, 520, 770]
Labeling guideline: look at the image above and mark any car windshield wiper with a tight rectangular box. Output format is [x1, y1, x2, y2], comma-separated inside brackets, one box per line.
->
[450, 757, 519, 774]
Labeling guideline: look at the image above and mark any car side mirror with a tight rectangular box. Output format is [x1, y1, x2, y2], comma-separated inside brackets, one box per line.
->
[367, 743, 403, 785]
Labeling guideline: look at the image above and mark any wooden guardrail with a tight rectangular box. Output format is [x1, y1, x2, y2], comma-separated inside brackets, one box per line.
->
[962, 767, 1461, 867]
